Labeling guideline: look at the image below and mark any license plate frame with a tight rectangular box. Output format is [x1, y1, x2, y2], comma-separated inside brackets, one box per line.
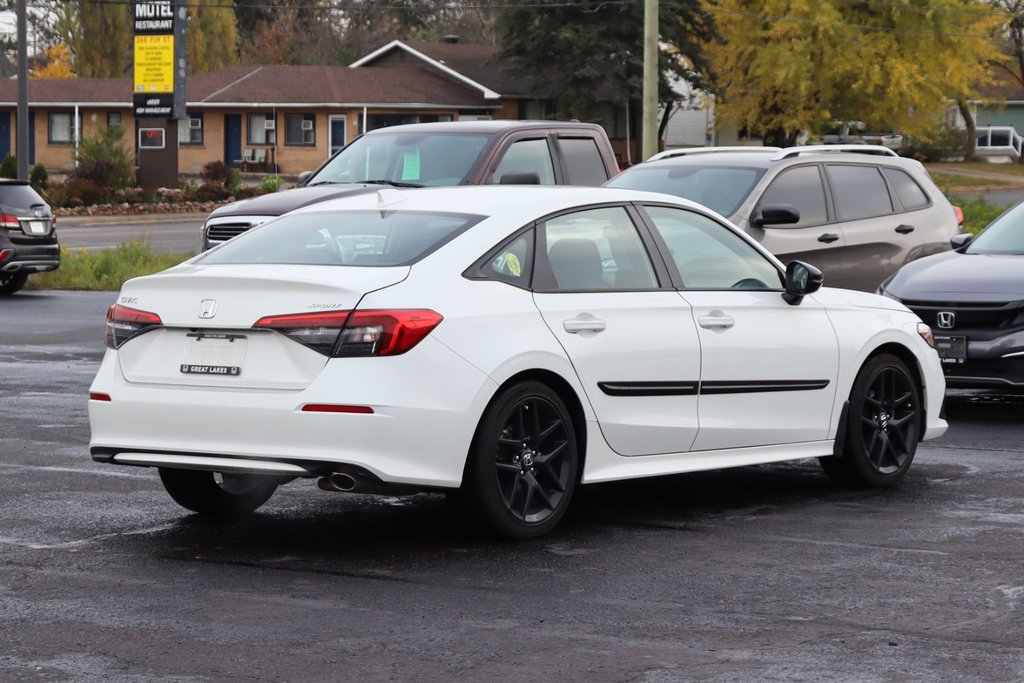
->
[934, 335, 967, 366]
[180, 333, 247, 376]
[26, 220, 48, 235]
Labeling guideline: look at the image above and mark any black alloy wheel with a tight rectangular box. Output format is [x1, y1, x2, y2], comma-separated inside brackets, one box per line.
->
[158, 468, 279, 516]
[820, 354, 921, 487]
[463, 381, 578, 539]
[0, 271, 28, 295]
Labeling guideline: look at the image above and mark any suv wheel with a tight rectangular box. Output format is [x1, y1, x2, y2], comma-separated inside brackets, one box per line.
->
[0, 272, 28, 295]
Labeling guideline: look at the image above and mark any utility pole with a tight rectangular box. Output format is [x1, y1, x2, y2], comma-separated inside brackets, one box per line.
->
[16, 0, 29, 180]
[641, 0, 658, 162]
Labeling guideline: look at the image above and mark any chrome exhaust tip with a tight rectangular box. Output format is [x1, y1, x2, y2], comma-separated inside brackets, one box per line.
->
[317, 472, 357, 493]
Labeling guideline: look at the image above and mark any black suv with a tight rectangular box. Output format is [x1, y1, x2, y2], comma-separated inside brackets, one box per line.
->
[0, 180, 59, 295]
[200, 120, 620, 251]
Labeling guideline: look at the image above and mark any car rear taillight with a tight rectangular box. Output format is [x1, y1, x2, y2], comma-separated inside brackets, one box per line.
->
[953, 205, 964, 226]
[0, 213, 19, 229]
[105, 304, 163, 349]
[0, 249, 11, 262]
[252, 309, 443, 357]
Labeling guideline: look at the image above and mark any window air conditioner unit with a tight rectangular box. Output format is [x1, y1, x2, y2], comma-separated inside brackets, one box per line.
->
[264, 118, 276, 130]
[301, 119, 313, 131]
[188, 118, 201, 129]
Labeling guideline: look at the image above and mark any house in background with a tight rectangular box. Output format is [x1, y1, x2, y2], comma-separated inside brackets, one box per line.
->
[0, 37, 653, 176]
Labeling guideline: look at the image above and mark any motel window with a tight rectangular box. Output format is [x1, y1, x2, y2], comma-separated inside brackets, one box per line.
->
[178, 113, 204, 146]
[285, 113, 315, 146]
[48, 112, 82, 145]
[247, 113, 277, 145]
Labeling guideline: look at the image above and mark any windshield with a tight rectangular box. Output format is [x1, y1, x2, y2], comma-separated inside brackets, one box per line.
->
[307, 132, 492, 188]
[606, 164, 765, 216]
[967, 201, 1024, 255]
[198, 210, 484, 267]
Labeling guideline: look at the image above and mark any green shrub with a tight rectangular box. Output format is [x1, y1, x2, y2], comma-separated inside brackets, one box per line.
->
[0, 154, 16, 178]
[26, 241, 192, 291]
[201, 160, 241, 195]
[904, 127, 967, 162]
[260, 175, 284, 193]
[47, 178, 112, 207]
[73, 124, 135, 190]
[29, 163, 48, 190]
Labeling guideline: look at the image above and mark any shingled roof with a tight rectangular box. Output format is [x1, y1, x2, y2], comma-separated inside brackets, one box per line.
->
[0, 63, 493, 109]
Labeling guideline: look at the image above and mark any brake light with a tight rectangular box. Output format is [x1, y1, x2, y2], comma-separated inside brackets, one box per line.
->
[0, 213, 19, 229]
[953, 205, 964, 226]
[105, 304, 163, 349]
[252, 309, 443, 357]
[0, 249, 11, 262]
[89, 392, 111, 402]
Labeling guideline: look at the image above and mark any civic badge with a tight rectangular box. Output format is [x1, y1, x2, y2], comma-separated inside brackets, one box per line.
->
[937, 311, 955, 329]
[198, 299, 218, 319]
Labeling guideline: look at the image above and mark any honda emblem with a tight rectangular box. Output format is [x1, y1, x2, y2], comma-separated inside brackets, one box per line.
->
[198, 299, 218, 319]
[937, 311, 955, 329]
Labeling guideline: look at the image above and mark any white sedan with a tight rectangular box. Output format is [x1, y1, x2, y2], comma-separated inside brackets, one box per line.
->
[89, 186, 947, 539]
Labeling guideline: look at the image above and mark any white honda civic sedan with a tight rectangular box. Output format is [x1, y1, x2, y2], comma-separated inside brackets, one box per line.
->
[89, 186, 947, 539]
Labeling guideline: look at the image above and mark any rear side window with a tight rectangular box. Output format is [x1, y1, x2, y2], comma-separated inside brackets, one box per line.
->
[828, 164, 894, 220]
[759, 165, 828, 228]
[883, 168, 930, 210]
[490, 139, 556, 185]
[559, 137, 609, 186]
[0, 183, 48, 210]
[537, 206, 657, 290]
[480, 232, 534, 287]
[199, 210, 483, 266]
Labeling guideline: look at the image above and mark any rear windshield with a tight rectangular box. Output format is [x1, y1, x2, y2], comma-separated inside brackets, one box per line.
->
[606, 164, 765, 216]
[307, 132, 492, 187]
[0, 183, 48, 210]
[198, 210, 484, 266]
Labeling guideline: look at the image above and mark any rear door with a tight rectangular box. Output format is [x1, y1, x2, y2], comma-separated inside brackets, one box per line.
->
[824, 162, 921, 292]
[532, 204, 703, 456]
[554, 135, 615, 185]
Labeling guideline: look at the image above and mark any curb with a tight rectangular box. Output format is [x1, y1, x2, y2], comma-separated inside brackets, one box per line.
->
[57, 212, 209, 227]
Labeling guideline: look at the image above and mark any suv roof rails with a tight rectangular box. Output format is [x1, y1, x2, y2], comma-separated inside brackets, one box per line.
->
[771, 144, 899, 161]
[647, 146, 781, 162]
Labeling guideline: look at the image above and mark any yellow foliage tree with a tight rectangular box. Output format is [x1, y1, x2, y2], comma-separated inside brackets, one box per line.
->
[33, 44, 74, 79]
[704, 0, 1005, 145]
[186, 0, 239, 75]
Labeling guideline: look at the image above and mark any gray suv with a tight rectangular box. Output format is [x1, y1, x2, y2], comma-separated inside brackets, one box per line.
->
[606, 145, 961, 291]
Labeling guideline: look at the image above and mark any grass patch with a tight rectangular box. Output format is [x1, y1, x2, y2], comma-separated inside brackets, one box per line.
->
[26, 240, 192, 291]
[947, 195, 1006, 234]
[928, 161, 1024, 177]
[929, 172, 1014, 188]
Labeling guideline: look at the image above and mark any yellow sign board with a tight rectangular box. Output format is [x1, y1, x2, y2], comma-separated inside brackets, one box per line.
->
[133, 34, 174, 93]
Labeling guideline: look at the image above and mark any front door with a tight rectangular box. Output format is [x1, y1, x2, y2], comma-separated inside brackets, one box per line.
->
[224, 114, 242, 167]
[0, 112, 10, 160]
[329, 115, 346, 158]
[532, 205, 702, 456]
[640, 204, 840, 452]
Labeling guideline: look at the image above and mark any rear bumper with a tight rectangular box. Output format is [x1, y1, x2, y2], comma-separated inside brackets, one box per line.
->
[88, 339, 497, 488]
[0, 239, 60, 273]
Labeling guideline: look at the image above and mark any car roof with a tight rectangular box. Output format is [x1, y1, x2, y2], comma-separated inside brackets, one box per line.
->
[363, 120, 606, 135]
[0, 179, 31, 186]
[639, 145, 918, 171]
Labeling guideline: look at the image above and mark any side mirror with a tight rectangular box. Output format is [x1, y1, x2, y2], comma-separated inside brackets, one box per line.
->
[297, 171, 313, 186]
[950, 233, 973, 250]
[752, 203, 800, 227]
[783, 261, 824, 305]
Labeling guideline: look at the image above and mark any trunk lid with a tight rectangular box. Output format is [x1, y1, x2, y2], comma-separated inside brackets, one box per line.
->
[114, 263, 408, 389]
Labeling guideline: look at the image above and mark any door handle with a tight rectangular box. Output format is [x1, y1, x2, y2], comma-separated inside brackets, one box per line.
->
[563, 317, 606, 334]
[698, 314, 735, 330]
[895, 224, 915, 234]
[818, 233, 840, 243]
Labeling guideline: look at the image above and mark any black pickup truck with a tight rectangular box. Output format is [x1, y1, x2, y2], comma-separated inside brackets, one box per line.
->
[200, 120, 620, 251]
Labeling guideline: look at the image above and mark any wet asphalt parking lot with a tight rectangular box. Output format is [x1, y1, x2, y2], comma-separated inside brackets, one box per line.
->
[1, 290, 1023, 682]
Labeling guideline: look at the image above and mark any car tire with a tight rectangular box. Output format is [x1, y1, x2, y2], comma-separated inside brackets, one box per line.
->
[462, 381, 579, 539]
[158, 468, 278, 516]
[819, 353, 921, 487]
[0, 272, 28, 295]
